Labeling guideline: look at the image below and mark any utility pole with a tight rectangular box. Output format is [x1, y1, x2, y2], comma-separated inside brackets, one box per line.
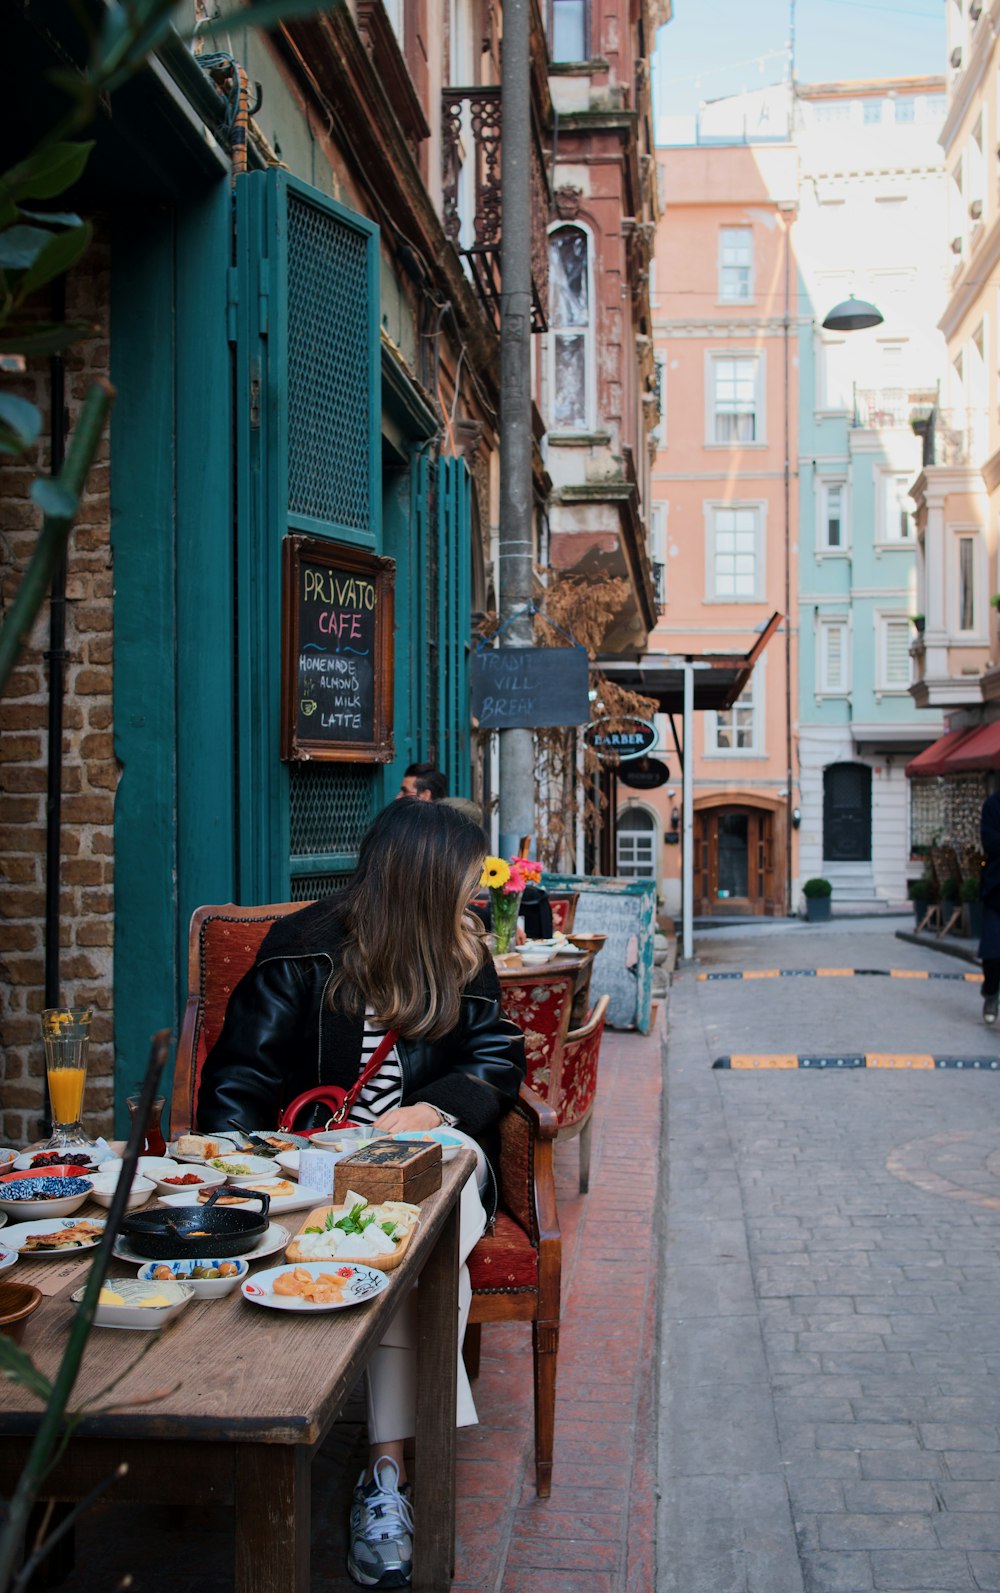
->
[497, 0, 536, 858]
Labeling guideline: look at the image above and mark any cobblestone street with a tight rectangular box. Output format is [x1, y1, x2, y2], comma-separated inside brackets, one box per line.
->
[660, 921, 1000, 1593]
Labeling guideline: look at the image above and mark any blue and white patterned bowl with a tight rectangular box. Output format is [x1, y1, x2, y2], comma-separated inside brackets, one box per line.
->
[137, 1256, 248, 1298]
[0, 1176, 91, 1221]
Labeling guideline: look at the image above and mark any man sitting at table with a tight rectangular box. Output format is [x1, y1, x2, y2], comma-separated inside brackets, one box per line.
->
[197, 800, 525, 1589]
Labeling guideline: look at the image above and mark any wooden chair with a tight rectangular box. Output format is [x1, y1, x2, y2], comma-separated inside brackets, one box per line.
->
[174, 903, 563, 1496]
[928, 845, 963, 940]
[465, 1081, 561, 1498]
[498, 966, 576, 1104]
[555, 995, 609, 1195]
[171, 901, 310, 1137]
[547, 891, 580, 933]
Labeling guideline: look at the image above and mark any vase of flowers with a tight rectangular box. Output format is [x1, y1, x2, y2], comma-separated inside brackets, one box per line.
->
[481, 854, 543, 954]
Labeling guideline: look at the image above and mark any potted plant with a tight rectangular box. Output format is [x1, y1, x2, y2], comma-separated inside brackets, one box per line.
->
[910, 614, 926, 635]
[961, 875, 982, 940]
[907, 875, 933, 927]
[802, 878, 833, 923]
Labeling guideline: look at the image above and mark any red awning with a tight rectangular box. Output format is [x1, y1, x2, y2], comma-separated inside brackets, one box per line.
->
[905, 728, 978, 778]
[942, 722, 1000, 773]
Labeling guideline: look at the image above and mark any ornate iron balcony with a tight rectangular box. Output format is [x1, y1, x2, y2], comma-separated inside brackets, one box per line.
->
[441, 86, 549, 332]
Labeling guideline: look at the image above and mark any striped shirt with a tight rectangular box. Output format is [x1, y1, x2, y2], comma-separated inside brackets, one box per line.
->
[350, 1016, 403, 1125]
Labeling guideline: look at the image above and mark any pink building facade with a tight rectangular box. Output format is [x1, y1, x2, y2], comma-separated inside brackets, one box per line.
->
[620, 142, 800, 916]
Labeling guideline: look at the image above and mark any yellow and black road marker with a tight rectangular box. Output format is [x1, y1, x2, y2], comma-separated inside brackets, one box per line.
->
[698, 969, 980, 983]
[713, 1054, 1000, 1071]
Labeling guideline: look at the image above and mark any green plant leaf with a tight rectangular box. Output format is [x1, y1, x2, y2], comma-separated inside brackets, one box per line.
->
[32, 479, 77, 519]
[0, 1335, 52, 1403]
[19, 209, 83, 228]
[21, 220, 92, 297]
[0, 320, 98, 357]
[3, 142, 94, 203]
[0, 225, 54, 272]
[0, 393, 42, 451]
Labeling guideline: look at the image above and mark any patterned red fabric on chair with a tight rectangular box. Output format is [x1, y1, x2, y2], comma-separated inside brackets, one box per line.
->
[170, 902, 310, 1138]
[547, 892, 579, 933]
[466, 1083, 560, 1497]
[499, 969, 576, 1102]
[556, 994, 609, 1195]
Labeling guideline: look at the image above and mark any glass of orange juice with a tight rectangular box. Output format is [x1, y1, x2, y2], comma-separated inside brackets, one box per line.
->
[40, 1007, 92, 1150]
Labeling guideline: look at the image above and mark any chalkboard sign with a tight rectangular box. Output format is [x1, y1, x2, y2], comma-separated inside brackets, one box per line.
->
[281, 537, 395, 763]
[471, 646, 589, 729]
[542, 873, 657, 1032]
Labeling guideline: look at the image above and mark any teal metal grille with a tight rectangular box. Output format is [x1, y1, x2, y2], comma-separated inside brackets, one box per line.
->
[288, 764, 377, 856]
[290, 873, 352, 901]
[287, 194, 371, 529]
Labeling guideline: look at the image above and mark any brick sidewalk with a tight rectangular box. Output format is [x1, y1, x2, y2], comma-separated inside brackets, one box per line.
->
[64, 1015, 665, 1591]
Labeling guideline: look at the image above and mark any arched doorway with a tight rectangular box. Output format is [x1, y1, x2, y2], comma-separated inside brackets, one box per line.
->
[694, 803, 779, 914]
[616, 805, 657, 880]
[823, 763, 872, 862]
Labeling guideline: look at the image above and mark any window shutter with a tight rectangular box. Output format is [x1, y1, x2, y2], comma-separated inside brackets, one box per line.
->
[825, 624, 844, 689]
[885, 619, 911, 686]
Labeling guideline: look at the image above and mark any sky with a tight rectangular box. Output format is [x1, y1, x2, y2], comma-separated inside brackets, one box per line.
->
[653, 0, 945, 137]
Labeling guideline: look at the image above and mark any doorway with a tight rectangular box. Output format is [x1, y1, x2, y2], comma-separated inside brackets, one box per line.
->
[694, 805, 777, 914]
[823, 763, 872, 862]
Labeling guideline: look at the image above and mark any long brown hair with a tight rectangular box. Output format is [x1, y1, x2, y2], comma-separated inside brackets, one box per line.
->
[326, 799, 487, 1039]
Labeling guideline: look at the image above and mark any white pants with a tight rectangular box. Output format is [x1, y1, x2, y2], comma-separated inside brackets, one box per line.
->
[365, 1131, 488, 1445]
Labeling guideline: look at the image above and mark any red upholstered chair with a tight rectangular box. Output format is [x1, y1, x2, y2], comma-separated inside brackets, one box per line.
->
[173, 904, 563, 1496]
[465, 1082, 560, 1497]
[547, 892, 579, 933]
[498, 967, 576, 1104]
[555, 995, 609, 1195]
[170, 902, 309, 1137]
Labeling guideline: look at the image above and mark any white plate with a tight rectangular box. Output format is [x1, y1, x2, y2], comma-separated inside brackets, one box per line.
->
[0, 1148, 18, 1173]
[136, 1156, 180, 1181]
[242, 1260, 390, 1312]
[0, 1244, 17, 1275]
[87, 1176, 156, 1210]
[275, 1143, 376, 1179]
[112, 1219, 291, 1267]
[73, 1277, 195, 1331]
[391, 1131, 464, 1162]
[158, 1183, 327, 1217]
[13, 1151, 99, 1173]
[275, 1150, 300, 1178]
[153, 1166, 226, 1198]
[206, 1155, 279, 1183]
[3, 1216, 107, 1256]
[167, 1137, 238, 1164]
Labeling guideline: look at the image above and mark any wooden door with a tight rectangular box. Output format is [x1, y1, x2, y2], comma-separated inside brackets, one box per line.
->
[695, 807, 776, 915]
[823, 763, 872, 862]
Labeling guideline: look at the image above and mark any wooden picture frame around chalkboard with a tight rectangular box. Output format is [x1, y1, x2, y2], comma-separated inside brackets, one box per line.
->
[281, 536, 395, 763]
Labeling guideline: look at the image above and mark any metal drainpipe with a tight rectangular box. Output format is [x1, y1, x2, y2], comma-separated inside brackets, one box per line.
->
[41, 284, 69, 1136]
[783, 211, 794, 917]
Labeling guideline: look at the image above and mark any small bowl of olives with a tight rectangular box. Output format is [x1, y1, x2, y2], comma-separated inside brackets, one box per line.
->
[136, 1255, 249, 1299]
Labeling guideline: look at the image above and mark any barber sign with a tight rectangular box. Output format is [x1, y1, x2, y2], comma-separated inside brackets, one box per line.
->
[584, 717, 657, 763]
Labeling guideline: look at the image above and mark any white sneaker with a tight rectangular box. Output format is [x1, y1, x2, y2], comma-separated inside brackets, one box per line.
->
[347, 1456, 414, 1588]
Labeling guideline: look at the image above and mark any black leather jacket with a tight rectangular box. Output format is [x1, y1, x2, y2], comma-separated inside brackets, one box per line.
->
[197, 899, 526, 1182]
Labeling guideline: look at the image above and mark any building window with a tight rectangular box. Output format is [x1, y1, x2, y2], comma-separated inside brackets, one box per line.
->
[880, 473, 914, 541]
[548, 225, 591, 430]
[718, 227, 754, 302]
[819, 480, 847, 550]
[818, 337, 852, 411]
[616, 806, 657, 879]
[651, 353, 666, 448]
[956, 531, 979, 633]
[818, 618, 849, 693]
[709, 674, 759, 754]
[650, 502, 667, 607]
[383, 0, 404, 43]
[863, 98, 883, 123]
[709, 354, 762, 444]
[549, 0, 587, 60]
[707, 503, 762, 600]
[894, 96, 915, 123]
[878, 614, 913, 689]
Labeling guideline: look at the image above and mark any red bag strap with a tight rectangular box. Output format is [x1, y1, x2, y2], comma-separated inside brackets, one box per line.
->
[277, 1027, 400, 1131]
[332, 1027, 400, 1125]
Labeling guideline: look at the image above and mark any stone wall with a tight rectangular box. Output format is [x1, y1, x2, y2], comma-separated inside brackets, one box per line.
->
[0, 236, 116, 1146]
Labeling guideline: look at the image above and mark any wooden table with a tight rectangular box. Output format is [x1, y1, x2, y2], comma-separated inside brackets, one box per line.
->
[495, 948, 596, 1026]
[0, 1151, 475, 1592]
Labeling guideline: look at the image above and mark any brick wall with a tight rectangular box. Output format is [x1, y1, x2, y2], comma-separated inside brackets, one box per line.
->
[0, 235, 116, 1147]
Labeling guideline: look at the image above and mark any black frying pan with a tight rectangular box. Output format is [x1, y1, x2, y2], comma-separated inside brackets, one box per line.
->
[120, 1187, 271, 1259]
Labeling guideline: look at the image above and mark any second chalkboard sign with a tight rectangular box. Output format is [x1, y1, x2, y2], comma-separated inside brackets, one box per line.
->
[281, 536, 395, 763]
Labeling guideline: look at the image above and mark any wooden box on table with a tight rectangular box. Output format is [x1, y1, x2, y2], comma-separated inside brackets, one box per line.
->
[334, 1139, 442, 1205]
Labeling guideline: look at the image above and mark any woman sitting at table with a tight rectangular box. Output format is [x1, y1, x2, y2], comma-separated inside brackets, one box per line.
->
[197, 799, 525, 1590]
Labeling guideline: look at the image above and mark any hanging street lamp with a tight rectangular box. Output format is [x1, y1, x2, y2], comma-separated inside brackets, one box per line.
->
[821, 294, 884, 332]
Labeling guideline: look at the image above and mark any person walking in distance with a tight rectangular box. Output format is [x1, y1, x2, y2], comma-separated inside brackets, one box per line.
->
[979, 784, 1000, 1024]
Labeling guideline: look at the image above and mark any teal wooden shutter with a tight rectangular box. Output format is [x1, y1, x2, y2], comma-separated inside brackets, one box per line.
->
[437, 457, 472, 797]
[235, 171, 382, 903]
